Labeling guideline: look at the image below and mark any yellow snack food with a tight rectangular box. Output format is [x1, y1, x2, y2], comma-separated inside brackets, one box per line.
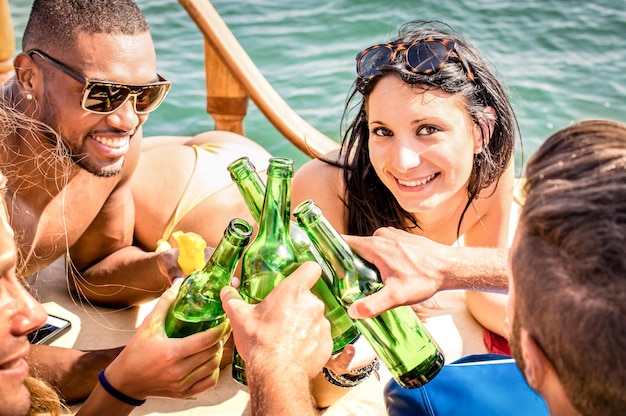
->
[171, 231, 207, 276]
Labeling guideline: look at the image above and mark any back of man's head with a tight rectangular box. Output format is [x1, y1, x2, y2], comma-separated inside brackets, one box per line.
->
[22, 0, 149, 52]
[512, 119, 626, 415]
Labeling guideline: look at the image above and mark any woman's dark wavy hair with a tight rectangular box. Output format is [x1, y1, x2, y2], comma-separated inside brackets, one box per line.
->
[332, 20, 519, 237]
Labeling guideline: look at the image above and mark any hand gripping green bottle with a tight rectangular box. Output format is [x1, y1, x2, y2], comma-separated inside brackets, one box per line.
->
[293, 199, 445, 389]
[228, 156, 359, 353]
[164, 218, 253, 338]
[231, 157, 302, 385]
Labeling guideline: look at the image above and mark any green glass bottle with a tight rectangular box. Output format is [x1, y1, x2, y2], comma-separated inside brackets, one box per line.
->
[228, 156, 359, 353]
[231, 157, 302, 385]
[293, 199, 445, 389]
[164, 218, 252, 338]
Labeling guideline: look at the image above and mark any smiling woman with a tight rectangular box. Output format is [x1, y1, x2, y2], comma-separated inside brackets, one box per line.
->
[366, 79, 485, 225]
[292, 20, 517, 356]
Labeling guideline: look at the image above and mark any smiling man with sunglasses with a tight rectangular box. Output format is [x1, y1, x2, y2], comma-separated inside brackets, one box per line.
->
[20, 47, 171, 177]
[0, 0, 271, 404]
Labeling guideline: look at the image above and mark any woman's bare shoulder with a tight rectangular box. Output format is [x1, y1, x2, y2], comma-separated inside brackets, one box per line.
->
[294, 151, 343, 189]
[293, 152, 347, 228]
[465, 163, 516, 246]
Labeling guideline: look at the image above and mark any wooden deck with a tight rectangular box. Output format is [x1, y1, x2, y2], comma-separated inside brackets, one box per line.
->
[31, 255, 487, 415]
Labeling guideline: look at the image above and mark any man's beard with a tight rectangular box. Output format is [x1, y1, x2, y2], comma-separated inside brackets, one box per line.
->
[72, 152, 123, 178]
[39, 100, 124, 178]
[43, 128, 123, 177]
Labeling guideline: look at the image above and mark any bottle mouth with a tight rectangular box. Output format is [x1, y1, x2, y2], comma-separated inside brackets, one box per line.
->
[228, 218, 253, 241]
[267, 157, 294, 177]
[293, 199, 320, 223]
[227, 156, 255, 181]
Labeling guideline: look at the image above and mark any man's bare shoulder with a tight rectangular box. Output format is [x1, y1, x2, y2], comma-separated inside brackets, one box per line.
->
[114, 129, 144, 186]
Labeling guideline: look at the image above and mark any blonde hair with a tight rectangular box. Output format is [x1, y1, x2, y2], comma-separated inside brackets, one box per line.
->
[0, 93, 74, 278]
[25, 376, 63, 416]
[1, 106, 65, 415]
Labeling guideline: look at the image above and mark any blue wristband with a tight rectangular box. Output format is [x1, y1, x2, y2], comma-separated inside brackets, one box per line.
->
[98, 369, 146, 406]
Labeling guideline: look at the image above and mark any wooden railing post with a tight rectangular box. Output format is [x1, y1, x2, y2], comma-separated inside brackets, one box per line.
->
[204, 38, 248, 135]
[178, 0, 339, 158]
[0, 0, 15, 83]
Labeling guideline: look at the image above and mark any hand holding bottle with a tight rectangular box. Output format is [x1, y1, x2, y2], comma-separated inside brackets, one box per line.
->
[220, 262, 333, 380]
[165, 219, 252, 338]
[342, 227, 443, 319]
[294, 200, 444, 388]
[96, 279, 231, 403]
[228, 156, 359, 355]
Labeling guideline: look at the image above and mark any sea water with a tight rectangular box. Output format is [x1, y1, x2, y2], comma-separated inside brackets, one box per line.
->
[8, 0, 625, 170]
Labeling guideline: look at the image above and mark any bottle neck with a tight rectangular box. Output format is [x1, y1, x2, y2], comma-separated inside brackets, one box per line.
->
[201, 239, 235, 273]
[201, 219, 252, 273]
[300, 216, 354, 277]
[234, 170, 265, 224]
[257, 172, 291, 243]
[295, 201, 382, 300]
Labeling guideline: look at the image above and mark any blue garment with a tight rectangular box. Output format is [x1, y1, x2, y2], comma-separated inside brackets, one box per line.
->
[385, 354, 549, 416]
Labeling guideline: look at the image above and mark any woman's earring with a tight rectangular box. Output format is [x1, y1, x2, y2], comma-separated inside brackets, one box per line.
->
[25, 92, 33, 100]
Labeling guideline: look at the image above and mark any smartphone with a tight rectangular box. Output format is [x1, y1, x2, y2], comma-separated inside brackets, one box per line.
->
[27, 314, 72, 345]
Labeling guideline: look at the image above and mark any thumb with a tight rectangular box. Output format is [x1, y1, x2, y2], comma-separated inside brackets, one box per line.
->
[289, 261, 322, 290]
[156, 248, 186, 283]
[139, 278, 183, 329]
[220, 285, 243, 304]
[332, 343, 356, 369]
[220, 285, 249, 319]
[347, 288, 391, 319]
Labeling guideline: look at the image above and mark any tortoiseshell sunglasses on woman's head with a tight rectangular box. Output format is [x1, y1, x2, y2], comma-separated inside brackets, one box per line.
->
[355, 37, 475, 83]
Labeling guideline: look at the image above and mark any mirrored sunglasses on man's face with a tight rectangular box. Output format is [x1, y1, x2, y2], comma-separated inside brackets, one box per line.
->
[27, 49, 171, 114]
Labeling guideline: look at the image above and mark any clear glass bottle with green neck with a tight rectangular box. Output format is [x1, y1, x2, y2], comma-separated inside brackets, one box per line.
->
[293, 199, 445, 389]
[228, 157, 359, 354]
[230, 157, 303, 385]
[164, 218, 253, 338]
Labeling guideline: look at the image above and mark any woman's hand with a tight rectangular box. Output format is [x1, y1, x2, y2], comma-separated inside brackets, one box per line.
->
[323, 337, 377, 376]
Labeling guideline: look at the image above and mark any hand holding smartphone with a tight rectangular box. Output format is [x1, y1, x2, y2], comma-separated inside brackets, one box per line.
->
[28, 314, 72, 345]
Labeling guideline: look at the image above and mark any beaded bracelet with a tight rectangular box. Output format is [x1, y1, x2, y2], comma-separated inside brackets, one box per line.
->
[322, 357, 380, 389]
[98, 369, 146, 406]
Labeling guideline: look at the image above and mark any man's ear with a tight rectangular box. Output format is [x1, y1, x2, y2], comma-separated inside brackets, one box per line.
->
[519, 328, 550, 390]
[13, 52, 38, 93]
[473, 106, 496, 154]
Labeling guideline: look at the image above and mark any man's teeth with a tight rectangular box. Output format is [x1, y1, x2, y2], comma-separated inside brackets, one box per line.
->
[398, 173, 436, 187]
[94, 136, 128, 148]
